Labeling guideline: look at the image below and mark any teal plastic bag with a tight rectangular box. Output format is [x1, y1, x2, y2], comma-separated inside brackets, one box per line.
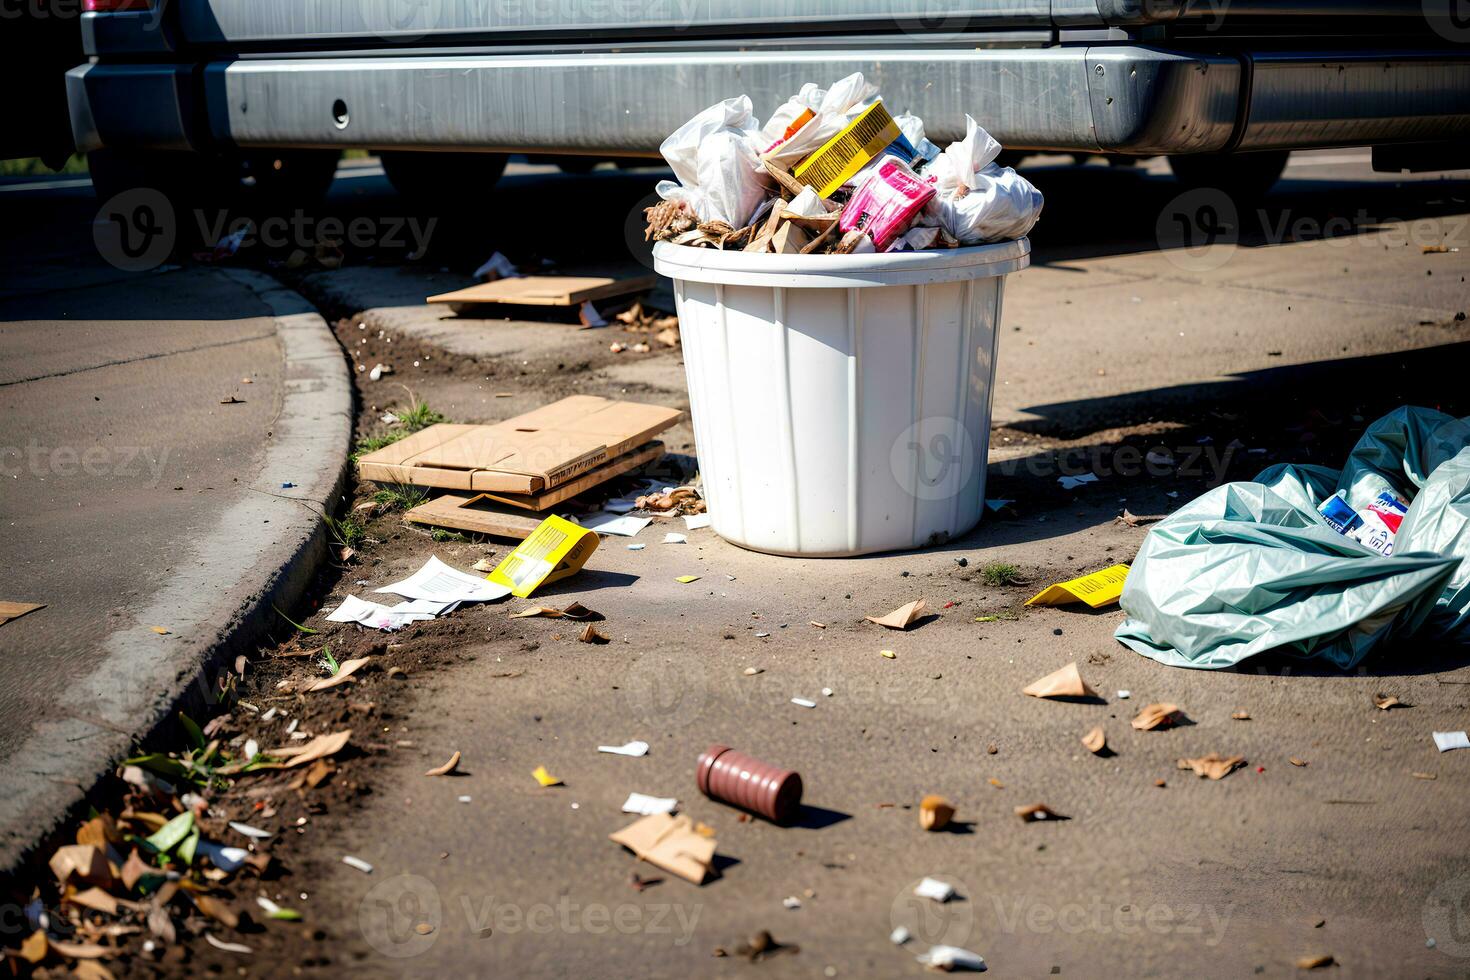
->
[1115, 407, 1470, 670]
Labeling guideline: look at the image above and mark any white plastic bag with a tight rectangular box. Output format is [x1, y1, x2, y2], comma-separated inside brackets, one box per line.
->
[924, 115, 1043, 243]
[893, 111, 943, 166]
[759, 72, 879, 168]
[656, 96, 770, 227]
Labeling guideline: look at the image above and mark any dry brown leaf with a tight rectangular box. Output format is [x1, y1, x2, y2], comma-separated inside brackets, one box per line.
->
[120, 849, 151, 890]
[579, 623, 610, 644]
[306, 657, 369, 692]
[76, 814, 122, 851]
[18, 930, 48, 964]
[49, 844, 113, 889]
[1290, 757, 1308, 767]
[304, 759, 336, 788]
[1015, 803, 1064, 822]
[1231, 710, 1251, 721]
[1373, 694, 1402, 710]
[72, 961, 117, 980]
[266, 729, 351, 768]
[865, 598, 927, 630]
[50, 938, 110, 959]
[1081, 726, 1107, 754]
[66, 887, 119, 916]
[918, 795, 955, 832]
[192, 892, 239, 929]
[425, 751, 462, 777]
[1131, 703, 1181, 730]
[1413, 771, 1437, 780]
[1296, 954, 1334, 969]
[560, 602, 598, 620]
[1022, 662, 1096, 699]
[1177, 753, 1246, 780]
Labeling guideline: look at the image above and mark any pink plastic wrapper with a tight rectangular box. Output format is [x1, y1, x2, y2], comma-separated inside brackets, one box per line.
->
[839, 158, 935, 251]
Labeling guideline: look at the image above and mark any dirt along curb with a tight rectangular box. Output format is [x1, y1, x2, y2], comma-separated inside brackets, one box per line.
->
[0, 269, 353, 873]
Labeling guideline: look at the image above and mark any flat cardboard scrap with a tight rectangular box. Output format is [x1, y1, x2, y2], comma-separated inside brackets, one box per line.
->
[865, 598, 927, 630]
[357, 395, 681, 495]
[486, 515, 600, 598]
[609, 813, 716, 885]
[1131, 703, 1181, 731]
[1021, 662, 1096, 700]
[405, 494, 545, 540]
[1177, 753, 1246, 780]
[427, 274, 656, 308]
[1025, 564, 1130, 608]
[0, 601, 44, 627]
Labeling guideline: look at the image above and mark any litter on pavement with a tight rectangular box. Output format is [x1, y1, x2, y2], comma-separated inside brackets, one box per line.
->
[865, 598, 927, 629]
[1025, 565, 1130, 608]
[621, 792, 678, 816]
[697, 745, 803, 822]
[427, 273, 656, 311]
[1021, 662, 1097, 700]
[913, 877, 955, 902]
[609, 813, 716, 885]
[0, 601, 44, 628]
[1117, 407, 1470, 669]
[599, 741, 650, 757]
[486, 515, 600, 597]
[1433, 731, 1470, 752]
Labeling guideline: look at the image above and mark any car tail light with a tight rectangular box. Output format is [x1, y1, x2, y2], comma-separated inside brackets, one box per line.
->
[84, 0, 153, 11]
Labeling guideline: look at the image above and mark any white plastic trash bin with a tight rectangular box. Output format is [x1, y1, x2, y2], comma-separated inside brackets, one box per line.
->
[654, 238, 1030, 557]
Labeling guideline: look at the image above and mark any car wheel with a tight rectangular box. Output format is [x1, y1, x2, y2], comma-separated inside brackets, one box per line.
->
[1168, 150, 1289, 200]
[380, 151, 509, 206]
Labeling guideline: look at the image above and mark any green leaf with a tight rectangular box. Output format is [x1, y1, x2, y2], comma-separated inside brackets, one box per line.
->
[179, 712, 206, 750]
[269, 908, 304, 921]
[144, 811, 195, 854]
[125, 753, 191, 780]
[177, 828, 200, 865]
[273, 605, 319, 635]
[320, 644, 339, 676]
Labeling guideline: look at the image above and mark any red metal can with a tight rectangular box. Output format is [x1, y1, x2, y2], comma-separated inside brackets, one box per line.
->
[696, 745, 803, 823]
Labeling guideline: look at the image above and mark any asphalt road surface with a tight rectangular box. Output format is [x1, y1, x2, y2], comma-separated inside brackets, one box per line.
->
[1, 149, 1468, 977]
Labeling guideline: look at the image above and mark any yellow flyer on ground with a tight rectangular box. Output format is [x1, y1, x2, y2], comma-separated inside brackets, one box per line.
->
[487, 515, 599, 598]
[1025, 564, 1130, 608]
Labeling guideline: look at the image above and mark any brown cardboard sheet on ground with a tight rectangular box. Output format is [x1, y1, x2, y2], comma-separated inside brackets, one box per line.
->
[426, 275, 656, 307]
[609, 813, 716, 885]
[403, 494, 546, 539]
[477, 441, 663, 511]
[357, 396, 680, 494]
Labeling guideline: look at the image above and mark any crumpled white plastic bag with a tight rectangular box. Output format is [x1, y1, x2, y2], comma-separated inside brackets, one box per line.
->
[656, 96, 770, 227]
[759, 72, 879, 168]
[924, 115, 1043, 243]
[892, 111, 943, 166]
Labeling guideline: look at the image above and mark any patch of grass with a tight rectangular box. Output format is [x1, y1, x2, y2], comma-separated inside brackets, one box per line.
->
[374, 483, 429, 511]
[325, 511, 366, 549]
[395, 397, 446, 433]
[430, 528, 468, 543]
[980, 561, 1023, 587]
[351, 428, 410, 463]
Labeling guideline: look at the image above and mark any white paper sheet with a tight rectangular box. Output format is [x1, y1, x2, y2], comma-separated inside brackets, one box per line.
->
[326, 595, 434, 631]
[663, 532, 688, 544]
[914, 877, 955, 902]
[599, 740, 650, 757]
[621, 792, 678, 816]
[581, 512, 652, 537]
[683, 513, 712, 530]
[375, 555, 510, 604]
[1433, 730, 1470, 752]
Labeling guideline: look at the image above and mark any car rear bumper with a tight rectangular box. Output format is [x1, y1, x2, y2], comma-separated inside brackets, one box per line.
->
[68, 44, 1470, 158]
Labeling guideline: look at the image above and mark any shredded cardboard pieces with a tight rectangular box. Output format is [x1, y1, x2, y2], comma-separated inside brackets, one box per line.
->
[1021, 662, 1097, 700]
[1025, 564, 1130, 609]
[356, 395, 681, 497]
[609, 813, 717, 885]
[0, 600, 44, 628]
[646, 72, 1042, 257]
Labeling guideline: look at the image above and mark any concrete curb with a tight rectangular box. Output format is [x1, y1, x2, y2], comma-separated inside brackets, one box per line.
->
[0, 269, 352, 873]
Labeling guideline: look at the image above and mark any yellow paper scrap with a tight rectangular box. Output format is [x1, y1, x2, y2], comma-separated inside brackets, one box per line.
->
[532, 765, 562, 787]
[1024, 564, 1130, 608]
[487, 515, 599, 598]
[675, 575, 701, 584]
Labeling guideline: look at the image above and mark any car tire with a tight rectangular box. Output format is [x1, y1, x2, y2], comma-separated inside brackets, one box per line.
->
[1168, 150, 1289, 200]
[380, 151, 508, 206]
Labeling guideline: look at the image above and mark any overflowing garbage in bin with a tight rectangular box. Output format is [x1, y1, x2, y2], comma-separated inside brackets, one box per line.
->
[644, 72, 1044, 254]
